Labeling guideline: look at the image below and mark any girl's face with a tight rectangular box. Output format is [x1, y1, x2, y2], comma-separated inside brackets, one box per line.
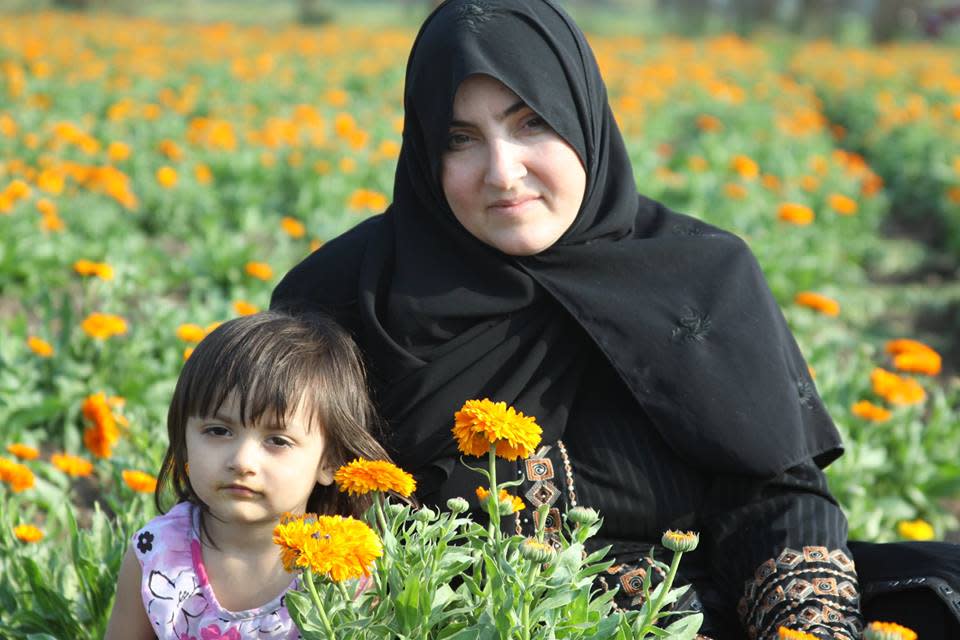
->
[185, 390, 333, 524]
[441, 74, 586, 256]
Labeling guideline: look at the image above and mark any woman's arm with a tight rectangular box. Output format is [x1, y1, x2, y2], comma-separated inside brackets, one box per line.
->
[103, 545, 156, 640]
[702, 461, 863, 640]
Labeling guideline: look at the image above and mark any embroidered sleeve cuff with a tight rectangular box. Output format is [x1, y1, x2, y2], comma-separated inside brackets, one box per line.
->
[738, 546, 864, 640]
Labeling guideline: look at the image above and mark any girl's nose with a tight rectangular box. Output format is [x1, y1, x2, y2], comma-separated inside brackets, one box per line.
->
[227, 438, 258, 474]
[484, 139, 527, 189]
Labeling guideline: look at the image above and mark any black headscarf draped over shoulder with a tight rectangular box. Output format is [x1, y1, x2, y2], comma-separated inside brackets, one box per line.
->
[272, 0, 843, 497]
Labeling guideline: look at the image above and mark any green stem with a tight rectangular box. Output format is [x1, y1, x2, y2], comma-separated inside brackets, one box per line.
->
[304, 567, 337, 640]
[648, 551, 683, 626]
[487, 445, 500, 539]
[520, 563, 540, 640]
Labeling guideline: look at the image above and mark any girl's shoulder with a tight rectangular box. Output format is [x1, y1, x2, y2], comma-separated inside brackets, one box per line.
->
[131, 501, 195, 569]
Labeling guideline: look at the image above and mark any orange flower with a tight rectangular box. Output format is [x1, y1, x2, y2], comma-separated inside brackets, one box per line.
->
[176, 323, 206, 343]
[871, 368, 925, 406]
[82, 392, 121, 459]
[799, 175, 820, 192]
[183, 347, 195, 360]
[348, 188, 388, 212]
[723, 183, 748, 200]
[730, 155, 759, 180]
[475, 486, 525, 513]
[794, 292, 840, 317]
[6, 443, 40, 460]
[156, 166, 178, 188]
[851, 400, 892, 422]
[778, 628, 818, 640]
[81, 312, 128, 339]
[696, 114, 723, 132]
[309, 239, 323, 252]
[40, 211, 65, 232]
[761, 174, 782, 192]
[334, 459, 416, 498]
[122, 469, 158, 493]
[107, 141, 131, 162]
[50, 452, 94, 477]
[194, 163, 213, 185]
[13, 524, 43, 543]
[245, 261, 273, 281]
[73, 259, 114, 281]
[280, 216, 306, 239]
[453, 399, 542, 460]
[27, 336, 54, 357]
[0, 457, 35, 492]
[158, 139, 183, 161]
[885, 339, 941, 376]
[827, 193, 858, 216]
[896, 519, 934, 542]
[777, 202, 815, 225]
[233, 300, 259, 316]
[687, 156, 708, 172]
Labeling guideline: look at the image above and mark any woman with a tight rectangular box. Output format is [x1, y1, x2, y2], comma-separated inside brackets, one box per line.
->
[272, 1, 960, 637]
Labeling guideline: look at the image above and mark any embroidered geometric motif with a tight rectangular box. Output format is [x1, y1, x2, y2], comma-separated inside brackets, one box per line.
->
[525, 480, 560, 508]
[533, 507, 561, 534]
[802, 546, 829, 562]
[525, 457, 554, 481]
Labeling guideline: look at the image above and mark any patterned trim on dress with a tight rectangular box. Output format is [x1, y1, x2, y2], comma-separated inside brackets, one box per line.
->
[738, 546, 863, 640]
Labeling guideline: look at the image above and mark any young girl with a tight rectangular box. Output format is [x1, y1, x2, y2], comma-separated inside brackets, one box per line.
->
[105, 310, 393, 640]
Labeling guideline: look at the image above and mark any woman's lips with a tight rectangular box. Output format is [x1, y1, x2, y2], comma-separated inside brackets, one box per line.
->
[488, 196, 539, 215]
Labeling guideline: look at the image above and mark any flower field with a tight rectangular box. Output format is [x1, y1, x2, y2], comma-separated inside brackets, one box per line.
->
[0, 10, 959, 638]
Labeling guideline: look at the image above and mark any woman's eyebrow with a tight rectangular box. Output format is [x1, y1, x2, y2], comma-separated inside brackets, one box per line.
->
[449, 99, 527, 127]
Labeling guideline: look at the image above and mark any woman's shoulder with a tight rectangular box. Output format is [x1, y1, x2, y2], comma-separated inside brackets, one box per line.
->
[271, 214, 390, 314]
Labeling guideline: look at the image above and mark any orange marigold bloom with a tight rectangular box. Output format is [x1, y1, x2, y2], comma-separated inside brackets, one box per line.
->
[828, 193, 858, 216]
[36, 198, 57, 217]
[274, 513, 382, 581]
[0, 457, 36, 492]
[870, 368, 925, 406]
[777, 202, 815, 225]
[51, 452, 94, 477]
[348, 188, 388, 212]
[183, 347, 195, 360]
[233, 300, 259, 316]
[778, 628, 819, 640]
[245, 261, 273, 281]
[896, 519, 934, 542]
[280, 216, 306, 239]
[122, 469, 158, 493]
[194, 163, 213, 185]
[176, 323, 206, 343]
[158, 139, 183, 161]
[81, 312, 128, 339]
[73, 259, 114, 281]
[453, 399, 542, 461]
[799, 175, 820, 192]
[864, 621, 918, 640]
[851, 400, 892, 423]
[761, 174, 782, 192]
[794, 292, 840, 317]
[13, 524, 44, 543]
[27, 335, 54, 357]
[6, 443, 40, 460]
[723, 183, 748, 199]
[730, 154, 759, 180]
[948, 187, 960, 204]
[696, 114, 723, 132]
[107, 141, 131, 162]
[334, 459, 416, 498]
[475, 486, 525, 513]
[156, 166, 178, 188]
[309, 239, 323, 253]
[82, 392, 121, 459]
[890, 340, 941, 375]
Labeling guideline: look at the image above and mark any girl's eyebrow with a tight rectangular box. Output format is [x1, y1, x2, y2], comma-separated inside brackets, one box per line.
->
[449, 99, 526, 128]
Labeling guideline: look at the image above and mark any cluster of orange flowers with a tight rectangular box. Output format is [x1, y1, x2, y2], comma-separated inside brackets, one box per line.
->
[348, 188, 389, 213]
[273, 512, 382, 581]
[81, 392, 127, 458]
[851, 338, 940, 424]
[80, 312, 128, 340]
[0, 456, 35, 492]
[73, 259, 114, 281]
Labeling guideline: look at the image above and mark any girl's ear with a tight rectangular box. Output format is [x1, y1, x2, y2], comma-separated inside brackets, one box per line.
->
[316, 460, 335, 487]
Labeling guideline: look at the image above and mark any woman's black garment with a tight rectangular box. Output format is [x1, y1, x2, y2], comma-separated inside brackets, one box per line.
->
[270, 0, 960, 637]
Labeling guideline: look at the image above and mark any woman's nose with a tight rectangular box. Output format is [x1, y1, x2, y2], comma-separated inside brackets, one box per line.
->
[484, 139, 527, 189]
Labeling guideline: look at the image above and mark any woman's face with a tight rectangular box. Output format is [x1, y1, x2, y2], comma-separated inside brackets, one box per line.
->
[441, 75, 586, 256]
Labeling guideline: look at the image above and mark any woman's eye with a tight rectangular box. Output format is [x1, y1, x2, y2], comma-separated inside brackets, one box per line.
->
[522, 115, 548, 132]
[445, 132, 472, 150]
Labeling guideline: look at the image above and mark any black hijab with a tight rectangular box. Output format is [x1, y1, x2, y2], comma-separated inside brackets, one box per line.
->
[272, 0, 843, 498]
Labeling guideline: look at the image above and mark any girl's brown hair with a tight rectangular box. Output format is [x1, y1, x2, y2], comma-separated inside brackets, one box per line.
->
[156, 310, 392, 539]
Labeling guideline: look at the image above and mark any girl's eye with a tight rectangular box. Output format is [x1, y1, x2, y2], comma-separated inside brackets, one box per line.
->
[203, 426, 230, 437]
[267, 436, 293, 448]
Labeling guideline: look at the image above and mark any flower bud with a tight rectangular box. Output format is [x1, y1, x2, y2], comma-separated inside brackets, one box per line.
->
[519, 537, 556, 563]
[566, 506, 599, 527]
[661, 529, 699, 553]
[385, 503, 406, 518]
[414, 506, 437, 523]
[498, 497, 516, 515]
[446, 497, 469, 514]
